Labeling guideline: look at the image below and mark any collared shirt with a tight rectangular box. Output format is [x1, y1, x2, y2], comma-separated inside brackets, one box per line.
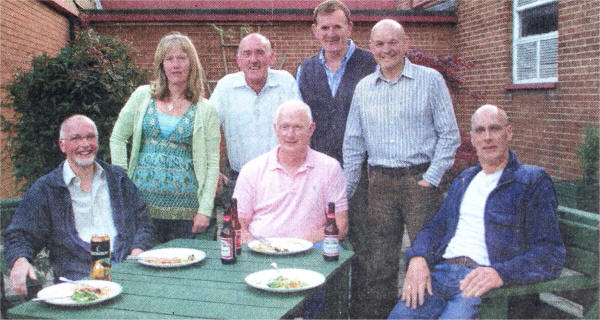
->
[63, 161, 118, 249]
[343, 58, 460, 196]
[296, 39, 356, 97]
[233, 146, 348, 239]
[210, 68, 301, 172]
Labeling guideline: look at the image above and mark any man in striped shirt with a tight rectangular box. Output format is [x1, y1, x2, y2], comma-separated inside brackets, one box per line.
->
[342, 19, 460, 318]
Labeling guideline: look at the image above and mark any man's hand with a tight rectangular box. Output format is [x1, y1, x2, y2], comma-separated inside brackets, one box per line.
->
[401, 256, 433, 309]
[215, 173, 229, 196]
[9, 257, 37, 297]
[192, 213, 210, 233]
[459, 266, 504, 298]
[417, 179, 432, 187]
[129, 248, 143, 256]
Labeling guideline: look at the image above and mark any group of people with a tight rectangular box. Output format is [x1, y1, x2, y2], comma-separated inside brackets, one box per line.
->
[3, 0, 565, 318]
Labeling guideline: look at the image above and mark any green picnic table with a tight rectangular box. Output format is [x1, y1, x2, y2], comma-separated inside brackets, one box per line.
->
[7, 238, 354, 319]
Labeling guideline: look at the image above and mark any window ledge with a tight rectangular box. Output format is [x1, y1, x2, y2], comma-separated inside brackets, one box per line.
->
[504, 83, 557, 90]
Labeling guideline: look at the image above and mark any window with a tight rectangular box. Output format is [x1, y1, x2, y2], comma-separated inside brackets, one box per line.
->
[512, 0, 558, 84]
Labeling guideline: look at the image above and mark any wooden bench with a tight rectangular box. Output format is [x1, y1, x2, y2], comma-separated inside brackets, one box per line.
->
[481, 206, 599, 319]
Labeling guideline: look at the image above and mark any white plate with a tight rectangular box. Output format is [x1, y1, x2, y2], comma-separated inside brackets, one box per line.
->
[245, 268, 325, 293]
[36, 280, 121, 306]
[247, 238, 313, 255]
[136, 248, 206, 268]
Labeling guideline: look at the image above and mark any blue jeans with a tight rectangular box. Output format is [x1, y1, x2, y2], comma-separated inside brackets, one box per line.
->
[388, 263, 481, 319]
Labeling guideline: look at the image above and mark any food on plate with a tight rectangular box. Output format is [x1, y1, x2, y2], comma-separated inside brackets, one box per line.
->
[254, 242, 288, 252]
[252, 238, 308, 253]
[144, 254, 195, 265]
[267, 276, 307, 289]
[71, 285, 109, 303]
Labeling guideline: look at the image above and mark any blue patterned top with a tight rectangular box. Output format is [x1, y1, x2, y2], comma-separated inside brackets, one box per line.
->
[132, 100, 199, 219]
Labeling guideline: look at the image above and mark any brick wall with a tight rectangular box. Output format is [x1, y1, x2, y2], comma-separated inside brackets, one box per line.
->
[0, 0, 73, 198]
[455, 0, 600, 180]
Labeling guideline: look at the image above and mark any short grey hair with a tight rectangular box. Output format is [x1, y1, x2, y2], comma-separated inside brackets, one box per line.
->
[237, 33, 272, 57]
[59, 114, 98, 140]
[274, 100, 313, 126]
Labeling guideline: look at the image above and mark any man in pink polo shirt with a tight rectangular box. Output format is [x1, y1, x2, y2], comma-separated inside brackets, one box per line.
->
[233, 99, 348, 244]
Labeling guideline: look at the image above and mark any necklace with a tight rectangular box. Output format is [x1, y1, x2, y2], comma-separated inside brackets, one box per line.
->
[167, 103, 174, 111]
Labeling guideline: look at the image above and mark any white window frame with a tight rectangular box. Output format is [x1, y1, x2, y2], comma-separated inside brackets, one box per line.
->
[512, 0, 558, 84]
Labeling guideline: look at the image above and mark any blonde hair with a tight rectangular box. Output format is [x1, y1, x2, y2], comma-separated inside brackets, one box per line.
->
[152, 32, 205, 102]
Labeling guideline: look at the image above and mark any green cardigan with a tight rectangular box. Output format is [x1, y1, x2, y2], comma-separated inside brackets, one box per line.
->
[109, 85, 220, 217]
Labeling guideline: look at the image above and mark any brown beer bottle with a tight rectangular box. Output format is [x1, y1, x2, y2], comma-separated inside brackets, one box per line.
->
[220, 213, 236, 264]
[230, 198, 242, 256]
[323, 202, 339, 261]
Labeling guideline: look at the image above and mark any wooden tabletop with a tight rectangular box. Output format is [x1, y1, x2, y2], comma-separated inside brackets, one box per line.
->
[8, 238, 353, 319]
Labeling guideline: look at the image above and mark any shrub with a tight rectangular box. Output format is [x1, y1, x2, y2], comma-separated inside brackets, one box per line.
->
[1, 29, 149, 193]
[407, 49, 482, 99]
[575, 126, 599, 185]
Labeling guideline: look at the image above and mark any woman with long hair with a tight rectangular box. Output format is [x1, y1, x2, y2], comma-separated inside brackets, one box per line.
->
[110, 32, 220, 242]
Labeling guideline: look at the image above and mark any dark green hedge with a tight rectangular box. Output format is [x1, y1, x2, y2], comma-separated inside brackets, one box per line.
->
[1, 29, 149, 194]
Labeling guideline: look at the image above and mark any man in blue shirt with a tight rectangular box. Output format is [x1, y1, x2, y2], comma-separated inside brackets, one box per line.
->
[343, 19, 460, 318]
[388, 104, 565, 319]
[210, 33, 300, 202]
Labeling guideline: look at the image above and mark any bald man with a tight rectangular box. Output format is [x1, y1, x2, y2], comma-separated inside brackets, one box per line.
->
[343, 19, 460, 317]
[388, 105, 565, 319]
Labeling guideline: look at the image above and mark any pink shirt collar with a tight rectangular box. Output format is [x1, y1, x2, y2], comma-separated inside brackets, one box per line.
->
[267, 145, 316, 175]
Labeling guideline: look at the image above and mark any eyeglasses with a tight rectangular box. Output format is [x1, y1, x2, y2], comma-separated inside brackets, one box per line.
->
[62, 134, 97, 143]
[370, 40, 403, 49]
[278, 124, 309, 132]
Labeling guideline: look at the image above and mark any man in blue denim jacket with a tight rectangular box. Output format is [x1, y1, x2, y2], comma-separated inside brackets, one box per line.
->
[388, 104, 565, 319]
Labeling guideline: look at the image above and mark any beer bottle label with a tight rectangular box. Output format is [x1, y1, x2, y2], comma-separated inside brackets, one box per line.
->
[91, 259, 111, 280]
[323, 236, 339, 256]
[220, 238, 234, 259]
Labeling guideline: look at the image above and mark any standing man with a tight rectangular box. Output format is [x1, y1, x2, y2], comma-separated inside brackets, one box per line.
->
[297, 0, 376, 165]
[388, 105, 565, 319]
[210, 33, 300, 200]
[297, 3, 376, 314]
[343, 19, 460, 318]
[3, 115, 153, 297]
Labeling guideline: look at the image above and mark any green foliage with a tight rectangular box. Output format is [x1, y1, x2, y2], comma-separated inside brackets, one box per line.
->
[575, 126, 599, 184]
[1, 29, 149, 194]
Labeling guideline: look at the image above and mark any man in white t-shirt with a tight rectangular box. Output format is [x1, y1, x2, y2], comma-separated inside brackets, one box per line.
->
[388, 104, 565, 319]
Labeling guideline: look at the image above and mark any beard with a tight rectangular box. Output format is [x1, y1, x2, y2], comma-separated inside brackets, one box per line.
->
[74, 157, 95, 167]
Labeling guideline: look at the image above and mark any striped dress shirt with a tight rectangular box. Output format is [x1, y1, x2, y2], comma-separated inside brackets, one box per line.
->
[343, 58, 460, 197]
